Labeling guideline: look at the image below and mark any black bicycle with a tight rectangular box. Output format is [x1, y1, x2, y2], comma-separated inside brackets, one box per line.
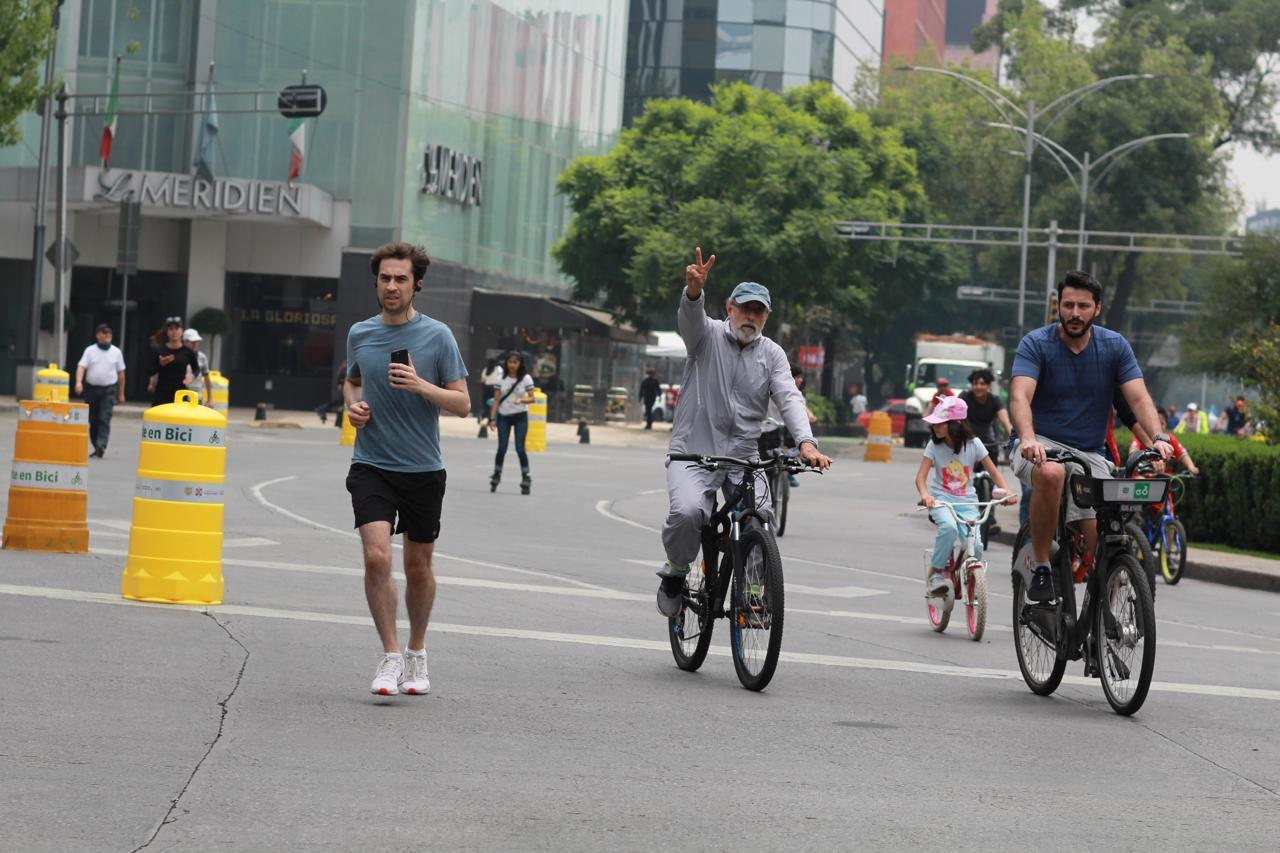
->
[757, 421, 796, 537]
[1011, 448, 1164, 715]
[665, 452, 815, 690]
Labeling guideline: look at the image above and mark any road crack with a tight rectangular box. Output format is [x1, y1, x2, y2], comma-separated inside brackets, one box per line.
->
[1139, 722, 1280, 800]
[132, 612, 250, 852]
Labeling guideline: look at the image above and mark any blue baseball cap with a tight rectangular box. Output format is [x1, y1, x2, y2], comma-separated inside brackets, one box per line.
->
[729, 281, 771, 310]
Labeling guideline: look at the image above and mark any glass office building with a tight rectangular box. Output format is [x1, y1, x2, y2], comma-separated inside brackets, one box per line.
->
[0, 0, 633, 409]
[624, 0, 884, 123]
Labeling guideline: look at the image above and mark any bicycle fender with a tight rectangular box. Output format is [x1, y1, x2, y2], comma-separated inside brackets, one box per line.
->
[1012, 537, 1058, 588]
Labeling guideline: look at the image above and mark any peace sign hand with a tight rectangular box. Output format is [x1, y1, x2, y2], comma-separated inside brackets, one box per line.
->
[684, 246, 716, 298]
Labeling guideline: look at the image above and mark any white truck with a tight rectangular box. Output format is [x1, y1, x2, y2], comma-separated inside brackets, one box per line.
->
[903, 334, 1006, 448]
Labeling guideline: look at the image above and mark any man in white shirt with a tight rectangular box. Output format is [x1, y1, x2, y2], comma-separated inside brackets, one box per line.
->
[849, 384, 867, 416]
[182, 328, 213, 404]
[75, 323, 127, 458]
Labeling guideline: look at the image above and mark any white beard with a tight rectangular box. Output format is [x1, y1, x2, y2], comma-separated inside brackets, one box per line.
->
[732, 321, 760, 344]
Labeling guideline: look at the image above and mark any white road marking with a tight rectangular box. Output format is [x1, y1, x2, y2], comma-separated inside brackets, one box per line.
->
[639, 489, 665, 495]
[4, 582, 1279, 702]
[87, 547, 646, 601]
[248, 476, 610, 591]
[595, 499, 659, 532]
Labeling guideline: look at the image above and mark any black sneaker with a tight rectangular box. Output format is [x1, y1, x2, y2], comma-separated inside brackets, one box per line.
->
[655, 563, 688, 618]
[1028, 566, 1054, 603]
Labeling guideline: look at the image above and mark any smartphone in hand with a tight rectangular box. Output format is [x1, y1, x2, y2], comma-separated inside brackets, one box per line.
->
[390, 348, 409, 365]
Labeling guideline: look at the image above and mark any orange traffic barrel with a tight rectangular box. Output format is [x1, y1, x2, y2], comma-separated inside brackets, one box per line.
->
[121, 390, 228, 605]
[3, 400, 90, 552]
[863, 410, 893, 462]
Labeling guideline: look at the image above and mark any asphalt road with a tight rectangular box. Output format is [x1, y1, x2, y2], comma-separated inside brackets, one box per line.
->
[2, 415, 1278, 851]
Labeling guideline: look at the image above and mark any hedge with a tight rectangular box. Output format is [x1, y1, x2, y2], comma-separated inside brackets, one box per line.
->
[1116, 430, 1280, 554]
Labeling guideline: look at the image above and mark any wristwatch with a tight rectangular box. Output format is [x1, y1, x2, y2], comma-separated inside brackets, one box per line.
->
[1153, 432, 1172, 444]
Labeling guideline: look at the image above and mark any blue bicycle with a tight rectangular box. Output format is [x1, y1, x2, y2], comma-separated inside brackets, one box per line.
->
[1133, 472, 1191, 585]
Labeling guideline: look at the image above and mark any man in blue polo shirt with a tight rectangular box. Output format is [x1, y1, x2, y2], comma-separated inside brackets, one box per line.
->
[1009, 271, 1171, 602]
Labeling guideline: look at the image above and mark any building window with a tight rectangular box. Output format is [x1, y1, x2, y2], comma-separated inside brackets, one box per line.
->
[226, 272, 339, 379]
[717, 23, 754, 69]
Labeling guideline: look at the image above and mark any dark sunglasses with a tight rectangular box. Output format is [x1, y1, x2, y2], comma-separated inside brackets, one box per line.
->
[165, 316, 183, 325]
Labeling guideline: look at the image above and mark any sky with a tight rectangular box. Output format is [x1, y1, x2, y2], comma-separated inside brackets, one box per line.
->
[1230, 143, 1280, 223]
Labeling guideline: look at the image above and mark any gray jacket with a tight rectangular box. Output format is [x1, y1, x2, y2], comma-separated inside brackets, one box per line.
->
[668, 291, 816, 458]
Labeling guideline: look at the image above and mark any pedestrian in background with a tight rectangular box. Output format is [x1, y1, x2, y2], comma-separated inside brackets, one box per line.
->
[315, 361, 348, 425]
[477, 357, 504, 424]
[848, 384, 867, 416]
[147, 317, 201, 408]
[1175, 402, 1209, 434]
[1225, 396, 1250, 436]
[182, 328, 213, 405]
[75, 323, 126, 458]
[640, 366, 661, 429]
[488, 351, 535, 494]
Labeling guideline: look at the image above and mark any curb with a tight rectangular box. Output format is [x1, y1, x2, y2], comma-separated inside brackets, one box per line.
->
[988, 529, 1279, 595]
[1184, 560, 1280, 594]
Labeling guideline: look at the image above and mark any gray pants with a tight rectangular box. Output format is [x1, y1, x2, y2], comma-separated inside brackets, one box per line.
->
[662, 460, 773, 566]
[1009, 436, 1112, 525]
[83, 383, 117, 452]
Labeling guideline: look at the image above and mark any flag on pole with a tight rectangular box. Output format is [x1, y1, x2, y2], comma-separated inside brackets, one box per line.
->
[287, 117, 305, 184]
[193, 74, 219, 182]
[98, 56, 122, 168]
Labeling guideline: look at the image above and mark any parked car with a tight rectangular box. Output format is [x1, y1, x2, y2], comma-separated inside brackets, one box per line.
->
[856, 398, 907, 436]
[650, 383, 681, 422]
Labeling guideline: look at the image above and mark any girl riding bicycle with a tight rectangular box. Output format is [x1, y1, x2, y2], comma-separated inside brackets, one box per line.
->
[914, 396, 1017, 595]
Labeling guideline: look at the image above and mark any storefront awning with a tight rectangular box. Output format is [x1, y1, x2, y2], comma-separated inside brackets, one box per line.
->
[470, 288, 652, 345]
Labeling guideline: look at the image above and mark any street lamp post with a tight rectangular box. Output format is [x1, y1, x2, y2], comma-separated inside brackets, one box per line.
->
[897, 66, 1158, 336]
[27, 1, 64, 370]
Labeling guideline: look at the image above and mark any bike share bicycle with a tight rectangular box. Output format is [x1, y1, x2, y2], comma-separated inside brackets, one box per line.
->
[916, 473, 1014, 641]
[1011, 448, 1164, 715]
[665, 452, 817, 690]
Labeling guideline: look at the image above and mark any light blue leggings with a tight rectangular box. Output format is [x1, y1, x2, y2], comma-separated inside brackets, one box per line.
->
[928, 497, 982, 569]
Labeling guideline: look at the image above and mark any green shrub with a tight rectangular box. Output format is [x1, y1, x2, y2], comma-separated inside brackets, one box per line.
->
[1117, 430, 1280, 553]
[805, 391, 838, 426]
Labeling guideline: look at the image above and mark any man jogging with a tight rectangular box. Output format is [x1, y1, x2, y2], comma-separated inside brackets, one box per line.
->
[657, 247, 831, 616]
[344, 242, 470, 696]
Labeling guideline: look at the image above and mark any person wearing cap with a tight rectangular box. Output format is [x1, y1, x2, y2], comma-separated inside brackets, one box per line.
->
[656, 247, 832, 617]
[1009, 271, 1172, 603]
[914, 396, 1017, 594]
[1174, 401, 1209, 435]
[181, 328, 213, 405]
[147, 317, 202, 408]
[75, 323, 127, 458]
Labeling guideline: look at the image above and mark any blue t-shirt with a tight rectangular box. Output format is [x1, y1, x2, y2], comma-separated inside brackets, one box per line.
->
[346, 312, 468, 472]
[1010, 324, 1142, 455]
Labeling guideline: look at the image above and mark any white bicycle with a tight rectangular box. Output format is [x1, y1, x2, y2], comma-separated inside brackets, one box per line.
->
[916, 480, 1015, 641]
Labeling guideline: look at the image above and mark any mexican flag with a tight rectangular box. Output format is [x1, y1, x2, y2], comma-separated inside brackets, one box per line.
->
[287, 117, 305, 183]
[98, 57, 121, 167]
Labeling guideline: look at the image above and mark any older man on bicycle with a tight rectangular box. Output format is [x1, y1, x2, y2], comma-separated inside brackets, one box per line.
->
[656, 247, 832, 617]
[1009, 270, 1171, 603]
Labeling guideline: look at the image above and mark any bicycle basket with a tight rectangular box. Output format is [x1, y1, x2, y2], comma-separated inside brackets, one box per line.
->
[1070, 475, 1167, 509]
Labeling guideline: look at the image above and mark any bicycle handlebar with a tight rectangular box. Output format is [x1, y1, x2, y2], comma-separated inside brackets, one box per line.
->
[917, 495, 1016, 525]
[668, 452, 821, 473]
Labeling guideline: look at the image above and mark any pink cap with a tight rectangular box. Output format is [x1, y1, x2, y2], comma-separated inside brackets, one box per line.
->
[923, 395, 968, 424]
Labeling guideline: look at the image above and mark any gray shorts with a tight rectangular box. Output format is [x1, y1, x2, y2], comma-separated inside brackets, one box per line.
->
[1009, 436, 1113, 524]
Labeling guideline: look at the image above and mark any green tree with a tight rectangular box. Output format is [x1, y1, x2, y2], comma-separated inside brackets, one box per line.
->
[0, 0, 57, 147]
[553, 82, 954, 395]
[1185, 234, 1280, 377]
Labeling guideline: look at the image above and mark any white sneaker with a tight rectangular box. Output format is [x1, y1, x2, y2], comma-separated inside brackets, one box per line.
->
[401, 652, 430, 695]
[370, 653, 403, 696]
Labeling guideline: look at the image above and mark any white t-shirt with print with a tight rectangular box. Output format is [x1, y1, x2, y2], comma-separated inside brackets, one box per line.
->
[495, 374, 535, 416]
[924, 437, 988, 500]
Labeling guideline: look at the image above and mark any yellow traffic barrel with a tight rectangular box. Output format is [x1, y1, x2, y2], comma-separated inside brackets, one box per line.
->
[863, 410, 893, 462]
[3, 400, 90, 552]
[527, 390, 547, 452]
[339, 409, 356, 446]
[34, 363, 70, 402]
[121, 390, 228, 605]
[208, 371, 229, 415]
[606, 386, 628, 424]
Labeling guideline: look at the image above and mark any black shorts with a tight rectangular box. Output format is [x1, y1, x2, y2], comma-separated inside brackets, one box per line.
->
[346, 463, 447, 543]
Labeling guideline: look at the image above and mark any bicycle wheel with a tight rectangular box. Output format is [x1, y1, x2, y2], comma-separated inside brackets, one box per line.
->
[668, 556, 715, 671]
[1124, 522, 1157, 601]
[1096, 553, 1157, 715]
[1160, 519, 1187, 585]
[730, 526, 784, 691]
[927, 557, 951, 633]
[775, 472, 790, 538]
[1011, 525, 1066, 695]
[965, 565, 987, 642]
